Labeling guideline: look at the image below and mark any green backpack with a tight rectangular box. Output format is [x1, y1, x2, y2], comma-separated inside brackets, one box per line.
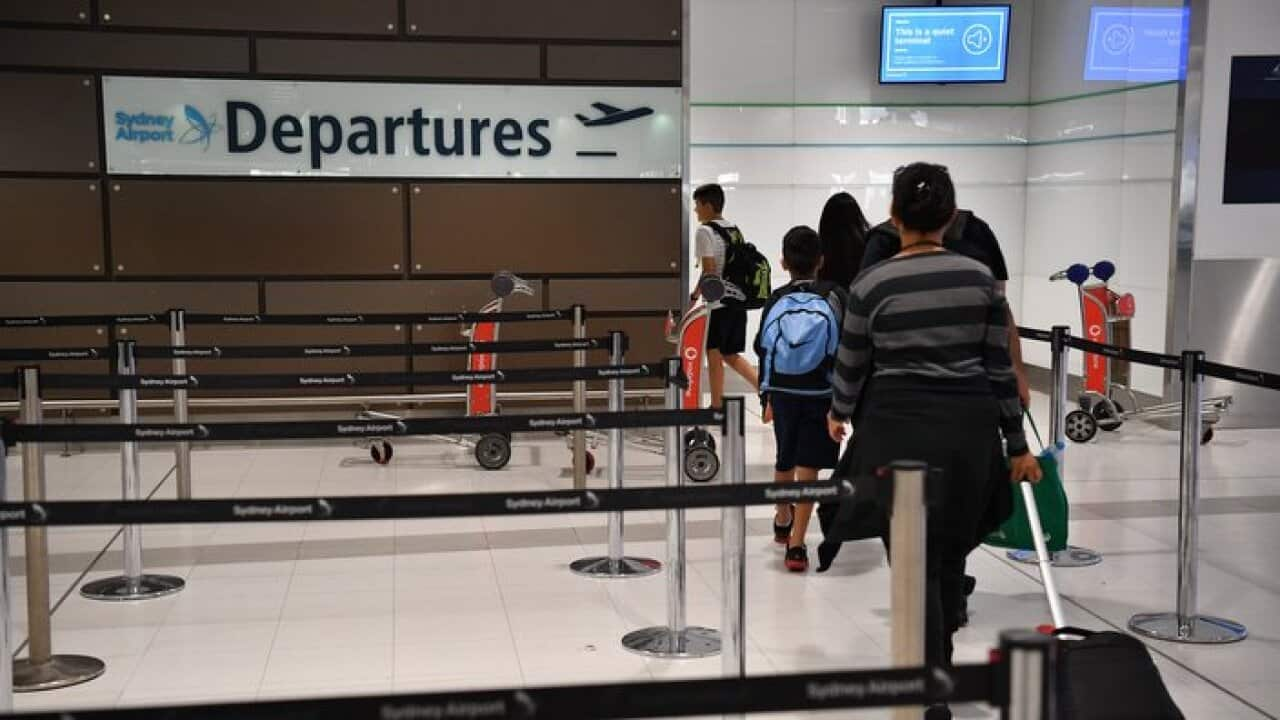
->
[706, 223, 771, 309]
[983, 414, 1070, 553]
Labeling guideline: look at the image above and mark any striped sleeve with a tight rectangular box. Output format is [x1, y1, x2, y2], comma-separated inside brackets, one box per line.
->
[831, 287, 870, 421]
[984, 291, 1028, 456]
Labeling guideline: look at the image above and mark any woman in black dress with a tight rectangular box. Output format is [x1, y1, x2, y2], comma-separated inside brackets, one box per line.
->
[822, 163, 1040, 720]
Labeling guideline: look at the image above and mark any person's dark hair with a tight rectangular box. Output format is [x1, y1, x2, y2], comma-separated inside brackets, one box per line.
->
[693, 183, 725, 213]
[782, 225, 822, 277]
[817, 192, 870, 287]
[891, 163, 956, 234]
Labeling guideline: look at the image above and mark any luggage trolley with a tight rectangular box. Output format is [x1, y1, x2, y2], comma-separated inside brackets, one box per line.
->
[624, 275, 740, 482]
[1050, 261, 1231, 444]
[356, 270, 535, 470]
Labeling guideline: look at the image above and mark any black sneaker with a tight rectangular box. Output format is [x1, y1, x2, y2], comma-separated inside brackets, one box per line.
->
[924, 703, 952, 720]
[773, 506, 793, 545]
[955, 574, 977, 627]
[785, 545, 809, 572]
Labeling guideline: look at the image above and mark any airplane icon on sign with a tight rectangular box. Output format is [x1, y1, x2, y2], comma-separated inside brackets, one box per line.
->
[575, 102, 654, 127]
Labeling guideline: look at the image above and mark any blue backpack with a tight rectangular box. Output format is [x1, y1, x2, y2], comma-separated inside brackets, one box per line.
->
[759, 284, 841, 395]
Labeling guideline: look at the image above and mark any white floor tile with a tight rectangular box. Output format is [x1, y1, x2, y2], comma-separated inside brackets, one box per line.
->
[272, 616, 394, 651]
[149, 621, 277, 657]
[261, 643, 392, 691]
[7, 414, 1277, 716]
[280, 589, 393, 621]
[123, 648, 268, 696]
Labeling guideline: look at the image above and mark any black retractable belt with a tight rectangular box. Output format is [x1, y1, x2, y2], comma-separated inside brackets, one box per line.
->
[1065, 336, 1181, 370]
[3, 408, 721, 445]
[585, 309, 673, 319]
[0, 661, 992, 719]
[0, 310, 572, 328]
[0, 480, 852, 527]
[182, 308, 574, 326]
[0, 314, 165, 328]
[0, 347, 112, 362]
[1017, 326, 1053, 343]
[33, 363, 672, 391]
[129, 337, 613, 360]
[1201, 360, 1280, 391]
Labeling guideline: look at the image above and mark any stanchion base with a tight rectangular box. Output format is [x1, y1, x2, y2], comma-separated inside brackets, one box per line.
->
[1128, 613, 1248, 644]
[621, 626, 720, 658]
[1007, 545, 1102, 567]
[13, 655, 106, 692]
[570, 556, 662, 578]
[80, 574, 185, 602]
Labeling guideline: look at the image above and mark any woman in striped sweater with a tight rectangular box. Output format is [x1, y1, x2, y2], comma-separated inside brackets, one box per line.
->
[823, 163, 1040, 712]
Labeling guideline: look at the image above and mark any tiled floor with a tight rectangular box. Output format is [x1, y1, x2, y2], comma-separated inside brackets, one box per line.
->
[2, 391, 1278, 718]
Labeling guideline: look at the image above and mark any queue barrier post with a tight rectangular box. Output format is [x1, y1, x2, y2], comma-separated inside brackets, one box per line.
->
[1129, 350, 1246, 644]
[889, 461, 928, 720]
[169, 309, 193, 500]
[720, 397, 746, 680]
[80, 342, 185, 603]
[1, 430, 12, 710]
[12, 367, 105, 692]
[572, 304, 588, 489]
[1001, 629, 1057, 720]
[1009, 325, 1102, 568]
[621, 357, 720, 658]
[570, 331, 660, 578]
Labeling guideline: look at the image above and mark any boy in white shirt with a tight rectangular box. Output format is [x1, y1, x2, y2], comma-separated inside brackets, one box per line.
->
[691, 183, 758, 408]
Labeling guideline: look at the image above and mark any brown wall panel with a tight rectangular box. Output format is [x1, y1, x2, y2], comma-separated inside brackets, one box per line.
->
[406, 280, 581, 395]
[0, 179, 104, 277]
[547, 45, 681, 83]
[267, 280, 572, 393]
[256, 39, 539, 80]
[97, 0, 397, 35]
[411, 183, 681, 275]
[0, 1, 91, 24]
[0, 281, 258, 315]
[0, 327, 109, 400]
[549, 278, 678, 389]
[585, 316, 667, 388]
[0, 73, 99, 173]
[0, 29, 248, 72]
[547, 279, 680, 312]
[109, 181, 405, 277]
[406, 0, 681, 41]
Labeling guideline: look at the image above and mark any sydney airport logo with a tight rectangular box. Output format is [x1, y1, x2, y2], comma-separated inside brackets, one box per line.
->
[114, 105, 220, 151]
[112, 99, 652, 169]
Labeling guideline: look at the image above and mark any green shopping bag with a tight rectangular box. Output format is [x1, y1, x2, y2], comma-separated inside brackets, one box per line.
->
[983, 413, 1070, 553]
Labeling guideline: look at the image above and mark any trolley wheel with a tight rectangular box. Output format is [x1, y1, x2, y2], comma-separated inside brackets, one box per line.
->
[370, 441, 394, 465]
[684, 428, 716, 453]
[1093, 401, 1124, 431]
[1201, 426, 1214, 445]
[475, 433, 512, 470]
[1065, 410, 1098, 443]
[584, 450, 596, 474]
[684, 447, 720, 483]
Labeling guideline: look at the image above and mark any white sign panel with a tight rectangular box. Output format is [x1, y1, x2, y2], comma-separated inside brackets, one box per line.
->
[102, 76, 682, 179]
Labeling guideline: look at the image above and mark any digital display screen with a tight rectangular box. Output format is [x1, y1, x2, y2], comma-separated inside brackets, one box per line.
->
[1223, 56, 1280, 204]
[1084, 7, 1188, 82]
[880, 5, 1011, 84]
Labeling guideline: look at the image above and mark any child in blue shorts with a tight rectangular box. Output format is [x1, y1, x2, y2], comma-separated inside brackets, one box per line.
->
[753, 226, 846, 572]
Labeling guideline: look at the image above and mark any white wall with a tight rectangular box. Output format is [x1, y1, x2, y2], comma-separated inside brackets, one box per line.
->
[1018, 0, 1182, 395]
[1194, 0, 1280, 260]
[690, 0, 1035, 363]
